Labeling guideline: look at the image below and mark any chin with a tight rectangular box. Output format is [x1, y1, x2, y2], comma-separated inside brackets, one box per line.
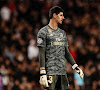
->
[58, 21, 63, 24]
[60, 22, 62, 24]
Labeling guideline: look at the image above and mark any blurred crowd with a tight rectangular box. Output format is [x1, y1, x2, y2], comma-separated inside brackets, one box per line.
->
[0, 0, 100, 90]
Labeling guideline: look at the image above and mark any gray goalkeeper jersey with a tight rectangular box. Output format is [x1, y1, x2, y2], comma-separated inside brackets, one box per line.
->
[37, 25, 68, 75]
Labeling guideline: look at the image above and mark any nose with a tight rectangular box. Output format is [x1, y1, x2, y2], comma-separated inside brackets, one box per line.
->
[63, 16, 65, 20]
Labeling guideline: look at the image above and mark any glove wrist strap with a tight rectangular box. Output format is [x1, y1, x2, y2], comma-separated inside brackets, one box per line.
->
[40, 70, 46, 75]
[72, 64, 78, 69]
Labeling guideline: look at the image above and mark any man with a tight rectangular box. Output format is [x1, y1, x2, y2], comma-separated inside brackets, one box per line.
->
[37, 6, 84, 90]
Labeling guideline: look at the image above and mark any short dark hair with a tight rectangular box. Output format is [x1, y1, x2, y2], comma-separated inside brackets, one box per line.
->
[49, 6, 64, 19]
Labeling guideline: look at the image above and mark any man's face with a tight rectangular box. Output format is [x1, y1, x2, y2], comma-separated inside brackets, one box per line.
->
[55, 12, 65, 24]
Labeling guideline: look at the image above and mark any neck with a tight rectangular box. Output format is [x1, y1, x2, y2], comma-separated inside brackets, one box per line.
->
[48, 19, 58, 30]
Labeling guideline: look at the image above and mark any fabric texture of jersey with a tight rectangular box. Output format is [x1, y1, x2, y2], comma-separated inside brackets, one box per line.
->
[37, 25, 68, 75]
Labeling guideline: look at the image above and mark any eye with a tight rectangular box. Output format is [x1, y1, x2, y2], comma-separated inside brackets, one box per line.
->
[60, 14, 63, 16]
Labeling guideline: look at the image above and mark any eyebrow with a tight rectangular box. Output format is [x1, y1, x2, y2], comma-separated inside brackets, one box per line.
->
[60, 14, 63, 15]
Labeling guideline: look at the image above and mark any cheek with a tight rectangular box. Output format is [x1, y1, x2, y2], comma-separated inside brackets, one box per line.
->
[58, 17, 62, 21]
[57, 16, 60, 19]
[58, 16, 61, 19]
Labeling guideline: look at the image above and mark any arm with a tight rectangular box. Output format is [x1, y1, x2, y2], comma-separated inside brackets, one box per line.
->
[39, 47, 46, 70]
[64, 31, 84, 79]
[38, 46, 49, 87]
[37, 28, 47, 70]
[37, 28, 49, 87]
[65, 46, 84, 79]
[65, 46, 76, 65]
[39, 46, 52, 87]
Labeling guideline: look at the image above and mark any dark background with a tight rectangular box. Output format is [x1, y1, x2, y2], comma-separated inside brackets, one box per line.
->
[0, 0, 100, 90]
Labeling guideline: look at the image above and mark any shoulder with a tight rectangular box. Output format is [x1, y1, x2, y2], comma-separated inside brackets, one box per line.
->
[58, 28, 66, 34]
[37, 25, 48, 37]
[38, 25, 48, 34]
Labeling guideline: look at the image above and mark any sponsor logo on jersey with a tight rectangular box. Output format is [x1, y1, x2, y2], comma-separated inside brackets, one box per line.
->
[51, 42, 64, 46]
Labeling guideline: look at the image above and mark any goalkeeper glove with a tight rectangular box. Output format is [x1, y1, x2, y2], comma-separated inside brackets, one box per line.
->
[72, 64, 84, 79]
[40, 70, 49, 87]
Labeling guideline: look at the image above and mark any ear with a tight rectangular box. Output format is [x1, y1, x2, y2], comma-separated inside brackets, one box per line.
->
[53, 13, 57, 19]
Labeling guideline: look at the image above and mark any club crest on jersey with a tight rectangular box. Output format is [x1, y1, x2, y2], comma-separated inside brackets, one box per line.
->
[48, 29, 52, 33]
[48, 29, 53, 36]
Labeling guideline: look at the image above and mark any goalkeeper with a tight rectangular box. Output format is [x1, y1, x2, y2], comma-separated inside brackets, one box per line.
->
[37, 6, 84, 90]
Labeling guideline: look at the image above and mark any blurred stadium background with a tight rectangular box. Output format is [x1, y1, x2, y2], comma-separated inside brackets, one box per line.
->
[0, 0, 100, 90]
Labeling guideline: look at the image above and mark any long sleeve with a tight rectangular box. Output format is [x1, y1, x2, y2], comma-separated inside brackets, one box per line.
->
[65, 46, 76, 66]
[38, 47, 46, 67]
[37, 27, 47, 68]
